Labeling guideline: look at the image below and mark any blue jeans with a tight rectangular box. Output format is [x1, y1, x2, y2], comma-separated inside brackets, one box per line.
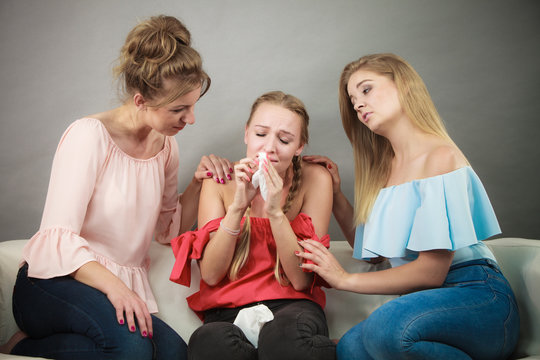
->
[11, 263, 187, 360]
[337, 259, 520, 360]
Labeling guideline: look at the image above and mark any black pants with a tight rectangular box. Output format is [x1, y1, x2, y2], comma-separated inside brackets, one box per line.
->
[188, 299, 336, 360]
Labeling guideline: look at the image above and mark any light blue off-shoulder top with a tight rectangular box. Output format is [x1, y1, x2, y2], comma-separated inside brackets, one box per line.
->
[353, 166, 500, 268]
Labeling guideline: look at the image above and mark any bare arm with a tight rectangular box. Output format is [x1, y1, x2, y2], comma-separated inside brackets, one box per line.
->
[265, 163, 333, 291]
[298, 239, 454, 294]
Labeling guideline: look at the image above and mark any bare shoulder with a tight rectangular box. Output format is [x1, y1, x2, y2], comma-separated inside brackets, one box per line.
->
[301, 161, 332, 188]
[423, 142, 469, 178]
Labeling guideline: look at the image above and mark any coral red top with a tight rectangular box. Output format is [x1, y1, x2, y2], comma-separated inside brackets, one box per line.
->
[169, 213, 330, 320]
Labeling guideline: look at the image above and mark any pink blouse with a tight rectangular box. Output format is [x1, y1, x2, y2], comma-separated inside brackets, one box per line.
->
[22, 118, 182, 313]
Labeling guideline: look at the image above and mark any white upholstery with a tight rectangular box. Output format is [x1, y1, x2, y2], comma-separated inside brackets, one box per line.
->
[1, 238, 539, 359]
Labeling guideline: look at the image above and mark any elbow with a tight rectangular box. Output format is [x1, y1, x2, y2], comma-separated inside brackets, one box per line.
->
[201, 271, 225, 287]
[289, 276, 312, 292]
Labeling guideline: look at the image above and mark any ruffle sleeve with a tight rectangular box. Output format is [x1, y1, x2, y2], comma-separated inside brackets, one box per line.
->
[23, 227, 96, 278]
[353, 166, 501, 260]
[169, 218, 220, 286]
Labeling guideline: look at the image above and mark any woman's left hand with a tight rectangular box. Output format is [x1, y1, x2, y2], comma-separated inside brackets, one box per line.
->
[296, 239, 350, 290]
[194, 154, 233, 184]
[261, 159, 284, 218]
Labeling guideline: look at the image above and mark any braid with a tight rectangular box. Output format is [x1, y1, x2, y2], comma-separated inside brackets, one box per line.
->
[228, 207, 251, 280]
[274, 156, 303, 285]
[281, 156, 303, 214]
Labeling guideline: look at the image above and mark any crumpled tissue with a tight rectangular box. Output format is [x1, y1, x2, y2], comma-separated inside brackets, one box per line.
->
[251, 152, 268, 201]
[233, 303, 274, 348]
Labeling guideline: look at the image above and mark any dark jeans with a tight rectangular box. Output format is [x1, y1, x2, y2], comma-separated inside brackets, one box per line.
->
[188, 299, 336, 360]
[11, 263, 187, 360]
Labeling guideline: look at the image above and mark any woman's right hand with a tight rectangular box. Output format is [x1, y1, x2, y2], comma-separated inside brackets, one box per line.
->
[107, 284, 153, 338]
[302, 155, 342, 195]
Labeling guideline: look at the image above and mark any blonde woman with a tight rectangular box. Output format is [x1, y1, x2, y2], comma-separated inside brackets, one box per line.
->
[1, 15, 232, 360]
[170, 91, 336, 360]
[300, 54, 519, 359]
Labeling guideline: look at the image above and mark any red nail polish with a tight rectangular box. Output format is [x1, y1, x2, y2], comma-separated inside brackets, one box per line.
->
[327, 164, 332, 169]
[229, 168, 234, 173]
[119, 319, 124, 325]
[227, 174, 232, 180]
[131, 326, 135, 332]
[149, 333, 153, 339]
[215, 178, 220, 183]
[207, 171, 212, 177]
[143, 331, 147, 337]
[294, 251, 300, 255]
[220, 178, 225, 184]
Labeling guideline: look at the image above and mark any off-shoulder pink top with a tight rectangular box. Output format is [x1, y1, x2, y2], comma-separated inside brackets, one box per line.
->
[22, 118, 182, 313]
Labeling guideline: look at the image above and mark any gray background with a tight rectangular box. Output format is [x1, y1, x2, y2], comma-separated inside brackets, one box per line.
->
[1, 0, 539, 242]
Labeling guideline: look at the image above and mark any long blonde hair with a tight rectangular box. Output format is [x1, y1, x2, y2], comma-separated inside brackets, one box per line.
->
[229, 91, 309, 284]
[113, 15, 210, 107]
[339, 53, 454, 225]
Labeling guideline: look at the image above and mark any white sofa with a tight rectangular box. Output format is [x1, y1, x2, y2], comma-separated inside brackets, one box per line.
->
[1, 238, 539, 359]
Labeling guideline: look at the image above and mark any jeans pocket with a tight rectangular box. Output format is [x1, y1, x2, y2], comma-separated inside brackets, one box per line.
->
[443, 265, 488, 287]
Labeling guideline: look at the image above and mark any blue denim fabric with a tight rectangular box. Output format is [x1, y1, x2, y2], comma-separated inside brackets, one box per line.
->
[11, 263, 187, 360]
[337, 259, 520, 360]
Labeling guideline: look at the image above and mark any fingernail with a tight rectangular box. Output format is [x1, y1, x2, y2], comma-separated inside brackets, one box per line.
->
[149, 333, 153, 339]
[227, 174, 232, 180]
[207, 171, 212, 177]
[119, 319, 124, 325]
[229, 168, 234, 173]
[327, 164, 332, 169]
[131, 326, 135, 332]
[142, 331, 147, 337]
[294, 251, 300, 255]
[215, 177, 220, 183]
[220, 178, 225, 184]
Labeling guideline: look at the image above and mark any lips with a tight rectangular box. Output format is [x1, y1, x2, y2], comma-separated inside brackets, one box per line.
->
[362, 112, 372, 122]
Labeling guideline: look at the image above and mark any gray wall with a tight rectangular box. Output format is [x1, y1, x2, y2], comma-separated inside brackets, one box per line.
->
[1, 0, 539, 242]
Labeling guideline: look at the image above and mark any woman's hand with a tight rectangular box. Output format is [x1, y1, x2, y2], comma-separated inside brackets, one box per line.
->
[296, 239, 350, 290]
[261, 158, 285, 219]
[302, 155, 342, 195]
[107, 284, 153, 338]
[72, 261, 152, 338]
[231, 157, 259, 210]
[194, 154, 234, 184]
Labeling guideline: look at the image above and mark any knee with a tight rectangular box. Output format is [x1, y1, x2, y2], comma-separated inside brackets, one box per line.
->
[259, 310, 334, 360]
[188, 322, 255, 360]
[105, 334, 154, 360]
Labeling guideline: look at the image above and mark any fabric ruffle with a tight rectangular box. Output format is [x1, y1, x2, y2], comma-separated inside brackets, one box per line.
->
[353, 167, 501, 260]
[23, 227, 158, 313]
[169, 213, 329, 287]
[23, 227, 96, 278]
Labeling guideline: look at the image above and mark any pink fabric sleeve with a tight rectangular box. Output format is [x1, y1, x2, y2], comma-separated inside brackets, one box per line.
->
[23, 120, 107, 278]
[154, 137, 182, 244]
[169, 218, 221, 286]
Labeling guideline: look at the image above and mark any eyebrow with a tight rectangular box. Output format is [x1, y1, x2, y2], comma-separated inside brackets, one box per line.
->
[254, 125, 296, 138]
[349, 79, 372, 99]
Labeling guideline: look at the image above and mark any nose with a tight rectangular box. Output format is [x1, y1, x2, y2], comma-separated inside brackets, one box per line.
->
[355, 101, 364, 112]
[183, 107, 195, 125]
[262, 136, 277, 154]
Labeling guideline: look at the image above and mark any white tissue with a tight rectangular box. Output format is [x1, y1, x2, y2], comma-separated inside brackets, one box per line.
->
[251, 152, 268, 201]
[233, 304, 274, 348]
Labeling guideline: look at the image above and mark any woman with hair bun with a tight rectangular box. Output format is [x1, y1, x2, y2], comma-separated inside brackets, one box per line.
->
[170, 91, 336, 360]
[1, 15, 230, 360]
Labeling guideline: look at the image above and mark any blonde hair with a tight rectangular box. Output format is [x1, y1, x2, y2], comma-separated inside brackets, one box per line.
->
[339, 53, 454, 225]
[229, 91, 309, 284]
[113, 15, 210, 107]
